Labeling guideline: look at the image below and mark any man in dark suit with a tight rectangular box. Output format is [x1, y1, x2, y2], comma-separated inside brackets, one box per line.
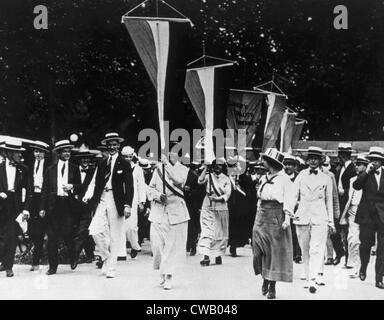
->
[73, 147, 96, 264]
[39, 139, 81, 275]
[26, 140, 50, 271]
[86, 132, 133, 278]
[0, 138, 30, 277]
[353, 146, 384, 289]
[185, 161, 201, 256]
[333, 143, 356, 266]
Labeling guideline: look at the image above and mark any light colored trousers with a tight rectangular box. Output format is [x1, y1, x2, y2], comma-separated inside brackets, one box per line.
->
[347, 210, 360, 270]
[89, 191, 124, 273]
[124, 199, 141, 251]
[150, 217, 188, 276]
[296, 223, 328, 280]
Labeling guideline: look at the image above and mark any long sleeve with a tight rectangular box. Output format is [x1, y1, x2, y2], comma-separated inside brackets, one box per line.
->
[220, 176, 232, 202]
[283, 177, 295, 214]
[83, 167, 97, 200]
[353, 171, 368, 190]
[330, 173, 340, 219]
[136, 168, 147, 204]
[40, 168, 49, 212]
[124, 162, 134, 206]
[325, 176, 334, 223]
[147, 170, 162, 202]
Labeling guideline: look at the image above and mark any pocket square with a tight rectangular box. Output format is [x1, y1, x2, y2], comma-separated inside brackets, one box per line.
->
[117, 170, 123, 174]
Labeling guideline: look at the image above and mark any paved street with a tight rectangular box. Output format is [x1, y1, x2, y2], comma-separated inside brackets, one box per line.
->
[1, 242, 383, 300]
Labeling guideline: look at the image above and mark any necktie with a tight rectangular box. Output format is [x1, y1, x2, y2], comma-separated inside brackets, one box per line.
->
[61, 162, 66, 177]
[309, 169, 318, 175]
[104, 157, 112, 185]
[35, 160, 41, 174]
[81, 169, 87, 173]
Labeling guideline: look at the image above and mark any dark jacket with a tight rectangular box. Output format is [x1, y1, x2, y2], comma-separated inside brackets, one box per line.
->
[0, 162, 30, 219]
[40, 162, 81, 215]
[353, 168, 384, 225]
[78, 167, 96, 200]
[337, 161, 356, 211]
[89, 154, 133, 217]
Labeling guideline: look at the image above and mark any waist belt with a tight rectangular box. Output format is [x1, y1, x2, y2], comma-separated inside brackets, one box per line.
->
[260, 200, 283, 208]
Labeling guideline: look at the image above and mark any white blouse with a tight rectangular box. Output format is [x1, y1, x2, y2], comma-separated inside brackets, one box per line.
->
[257, 170, 295, 214]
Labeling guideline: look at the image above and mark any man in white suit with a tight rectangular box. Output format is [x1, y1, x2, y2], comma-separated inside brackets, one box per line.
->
[121, 146, 147, 259]
[147, 144, 190, 290]
[293, 147, 335, 294]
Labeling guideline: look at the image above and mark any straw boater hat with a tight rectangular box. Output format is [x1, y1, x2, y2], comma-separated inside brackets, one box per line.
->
[0, 137, 25, 151]
[72, 144, 97, 158]
[101, 132, 124, 145]
[355, 155, 369, 166]
[295, 156, 306, 167]
[30, 140, 50, 153]
[211, 156, 227, 166]
[260, 148, 285, 170]
[367, 146, 384, 161]
[338, 142, 353, 155]
[283, 154, 297, 165]
[306, 146, 323, 159]
[52, 139, 74, 153]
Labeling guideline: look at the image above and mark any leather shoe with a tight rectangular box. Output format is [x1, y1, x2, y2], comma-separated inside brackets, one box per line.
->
[96, 256, 104, 269]
[262, 280, 269, 296]
[230, 246, 237, 257]
[324, 258, 334, 265]
[267, 289, 276, 299]
[130, 249, 138, 259]
[359, 271, 366, 281]
[6, 269, 14, 277]
[309, 286, 317, 293]
[190, 248, 196, 256]
[376, 281, 384, 289]
[215, 256, 222, 265]
[46, 269, 56, 275]
[70, 260, 78, 270]
[333, 255, 343, 266]
[200, 256, 210, 266]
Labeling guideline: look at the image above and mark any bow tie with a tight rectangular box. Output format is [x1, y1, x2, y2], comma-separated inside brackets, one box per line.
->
[309, 169, 318, 175]
[81, 169, 87, 173]
[8, 162, 16, 167]
[375, 170, 381, 175]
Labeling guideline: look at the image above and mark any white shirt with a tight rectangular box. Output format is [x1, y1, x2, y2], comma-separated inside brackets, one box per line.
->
[57, 160, 69, 196]
[79, 166, 88, 184]
[338, 160, 351, 194]
[132, 164, 147, 204]
[33, 158, 45, 192]
[105, 153, 118, 189]
[6, 159, 16, 192]
[257, 170, 295, 214]
[375, 167, 382, 190]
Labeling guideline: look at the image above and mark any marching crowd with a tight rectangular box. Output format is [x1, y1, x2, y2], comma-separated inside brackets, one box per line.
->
[0, 132, 383, 299]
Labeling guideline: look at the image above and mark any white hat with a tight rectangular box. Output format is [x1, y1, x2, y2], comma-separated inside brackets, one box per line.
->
[295, 156, 306, 166]
[260, 148, 285, 169]
[307, 146, 323, 158]
[338, 142, 353, 153]
[367, 146, 384, 160]
[138, 158, 151, 169]
[121, 146, 135, 156]
[52, 140, 74, 152]
[30, 140, 50, 153]
[355, 155, 369, 165]
[101, 132, 124, 145]
[0, 137, 25, 151]
[283, 154, 297, 164]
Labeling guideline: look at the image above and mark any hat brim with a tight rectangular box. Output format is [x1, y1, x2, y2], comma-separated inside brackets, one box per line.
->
[307, 152, 322, 159]
[260, 154, 284, 169]
[367, 155, 384, 161]
[72, 152, 95, 158]
[52, 144, 74, 152]
[101, 137, 124, 145]
[31, 145, 50, 153]
[0, 146, 26, 151]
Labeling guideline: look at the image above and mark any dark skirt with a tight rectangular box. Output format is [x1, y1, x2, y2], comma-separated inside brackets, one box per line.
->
[252, 201, 293, 282]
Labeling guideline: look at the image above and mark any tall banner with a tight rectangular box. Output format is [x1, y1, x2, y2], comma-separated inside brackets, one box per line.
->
[292, 119, 306, 145]
[280, 111, 296, 152]
[226, 89, 264, 148]
[185, 63, 233, 163]
[262, 94, 286, 151]
[123, 16, 191, 151]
